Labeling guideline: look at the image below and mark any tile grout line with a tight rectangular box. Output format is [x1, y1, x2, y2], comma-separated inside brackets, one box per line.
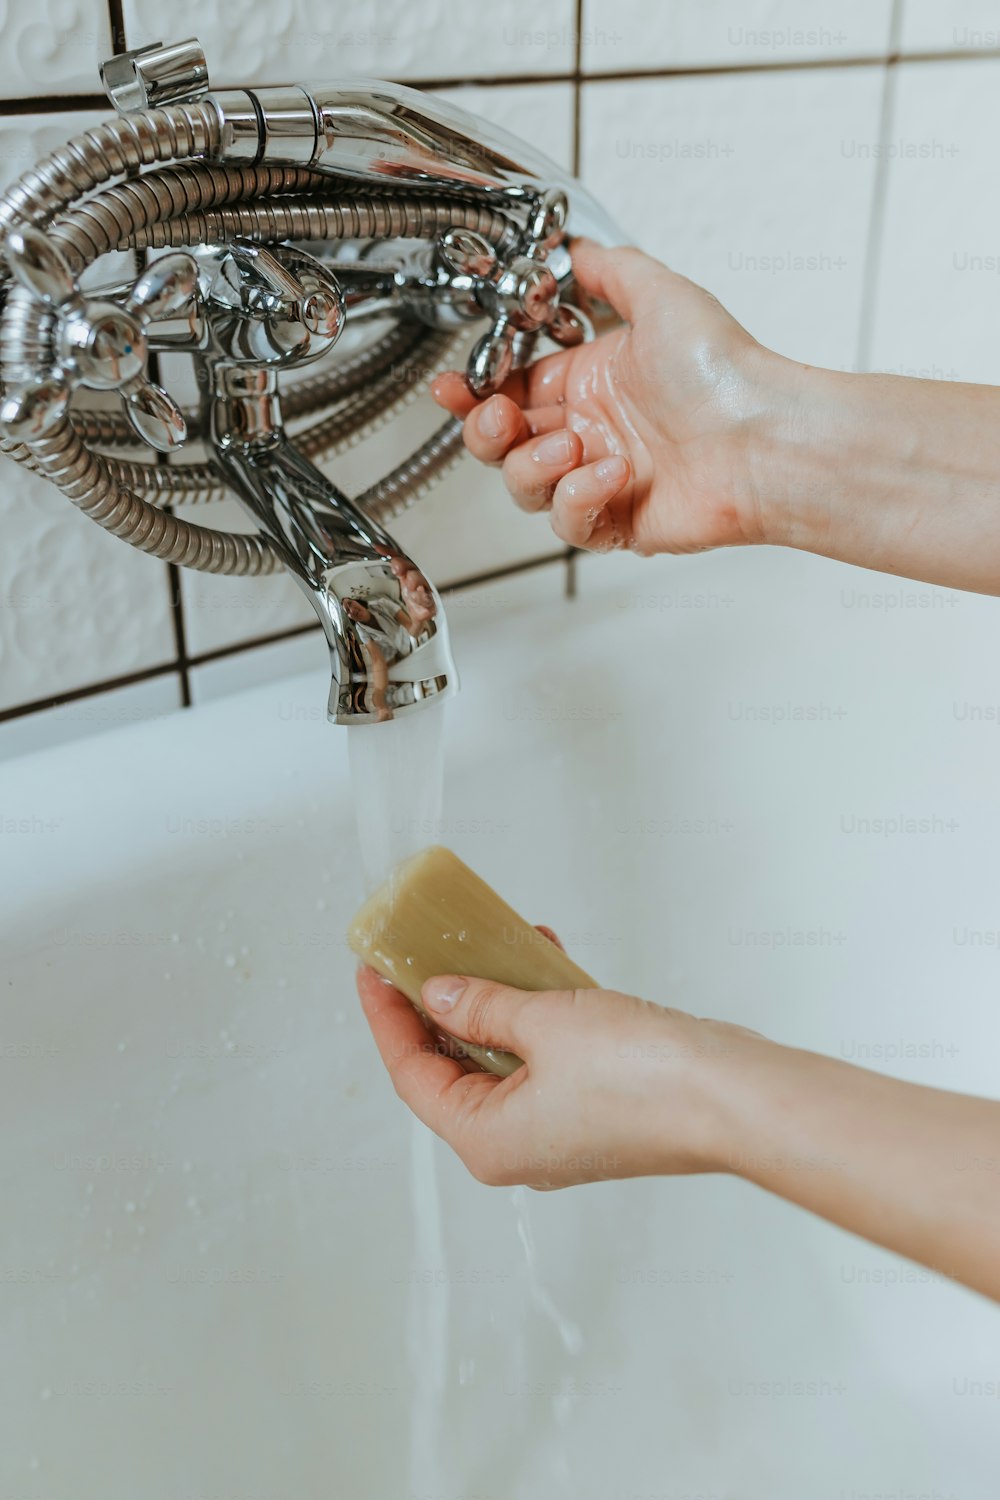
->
[106, 0, 127, 55]
[109, 4, 191, 712]
[853, 0, 905, 375]
[0, 661, 182, 724]
[0, 552, 573, 724]
[571, 0, 584, 176]
[1, 47, 998, 118]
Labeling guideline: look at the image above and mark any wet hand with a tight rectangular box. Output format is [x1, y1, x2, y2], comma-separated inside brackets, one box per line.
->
[356, 962, 753, 1188]
[431, 237, 783, 557]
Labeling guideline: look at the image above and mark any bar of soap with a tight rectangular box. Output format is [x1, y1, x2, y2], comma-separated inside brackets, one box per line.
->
[347, 845, 597, 1077]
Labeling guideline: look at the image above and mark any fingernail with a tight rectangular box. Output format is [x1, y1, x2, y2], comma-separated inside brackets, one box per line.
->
[477, 398, 506, 440]
[423, 976, 468, 1012]
[533, 430, 575, 465]
[595, 455, 628, 485]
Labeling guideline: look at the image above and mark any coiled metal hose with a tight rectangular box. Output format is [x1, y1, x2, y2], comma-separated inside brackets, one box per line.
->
[0, 104, 517, 574]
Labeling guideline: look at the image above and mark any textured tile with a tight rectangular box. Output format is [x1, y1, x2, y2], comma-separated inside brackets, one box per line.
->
[0, 462, 179, 711]
[121, 0, 576, 85]
[580, 67, 885, 368]
[0, 109, 179, 716]
[0, 0, 110, 99]
[0, 110, 136, 288]
[189, 631, 324, 704]
[0, 109, 102, 193]
[582, 0, 893, 72]
[0, 673, 182, 762]
[179, 498, 318, 657]
[900, 1, 1000, 53]
[868, 60, 1000, 383]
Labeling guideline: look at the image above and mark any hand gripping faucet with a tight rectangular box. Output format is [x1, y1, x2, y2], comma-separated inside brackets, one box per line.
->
[0, 38, 621, 723]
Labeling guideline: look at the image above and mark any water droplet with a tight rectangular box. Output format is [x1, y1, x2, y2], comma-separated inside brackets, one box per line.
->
[224, 954, 236, 969]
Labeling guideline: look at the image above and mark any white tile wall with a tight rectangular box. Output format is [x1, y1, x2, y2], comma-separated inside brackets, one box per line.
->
[0, 0, 111, 99]
[899, 1, 1000, 54]
[0, 109, 178, 726]
[868, 60, 1000, 383]
[582, 0, 894, 74]
[121, 0, 576, 85]
[188, 631, 323, 705]
[0, 109, 102, 198]
[0, 463, 178, 712]
[580, 66, 885, 368]
[0, 672, 181, 758]
[179, 498, 318, 658]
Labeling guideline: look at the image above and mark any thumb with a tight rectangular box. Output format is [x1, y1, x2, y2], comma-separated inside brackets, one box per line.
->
[422, 974, 538, 1053]
[569, 237, 666, 322]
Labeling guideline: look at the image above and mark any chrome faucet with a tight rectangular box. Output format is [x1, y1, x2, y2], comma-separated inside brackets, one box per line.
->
[0, 38, 621, 723]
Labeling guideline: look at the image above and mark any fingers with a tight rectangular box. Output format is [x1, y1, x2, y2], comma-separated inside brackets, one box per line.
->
[431, 350, 570, 421]
[357, 964, 501, 1126]
[568, 238, 665, 322]
[502, 427, 584, 512]
[550, 455, 631, 547]
[358, 966, 526, 1179]
[422, 974, 541, 1055]
[429, 370, 480, 420]
[465, 394, 529, 466]
[535, 924, 564, 953]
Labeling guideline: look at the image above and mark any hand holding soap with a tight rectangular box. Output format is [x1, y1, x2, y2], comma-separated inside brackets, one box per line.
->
[347, 845, 597, 1076]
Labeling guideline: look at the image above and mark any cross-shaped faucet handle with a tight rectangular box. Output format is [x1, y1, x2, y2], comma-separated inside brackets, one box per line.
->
[0, 226, 199, 451]
[436, 188, 592, 397]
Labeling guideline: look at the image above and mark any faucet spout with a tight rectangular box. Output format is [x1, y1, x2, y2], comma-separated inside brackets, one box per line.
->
[212, 367, 457, 725]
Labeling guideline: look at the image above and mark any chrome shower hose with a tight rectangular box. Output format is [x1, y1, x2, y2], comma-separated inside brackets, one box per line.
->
[0, 103, 519, 575]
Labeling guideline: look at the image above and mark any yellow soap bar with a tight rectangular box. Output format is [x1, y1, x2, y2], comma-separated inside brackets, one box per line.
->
[347, 845, 597, 1076]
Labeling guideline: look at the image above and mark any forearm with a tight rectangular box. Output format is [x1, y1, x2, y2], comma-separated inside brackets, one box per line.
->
[708, 1031, 1000, 1301]
[757, 355, 1000, 594]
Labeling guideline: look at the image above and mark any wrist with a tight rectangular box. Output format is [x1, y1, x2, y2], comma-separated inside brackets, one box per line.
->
[740, 346, 847, 553]
[654, 1014, 782, 1176]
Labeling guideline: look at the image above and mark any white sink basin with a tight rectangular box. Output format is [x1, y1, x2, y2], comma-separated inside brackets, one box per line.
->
[3, 546, 998, 1495]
